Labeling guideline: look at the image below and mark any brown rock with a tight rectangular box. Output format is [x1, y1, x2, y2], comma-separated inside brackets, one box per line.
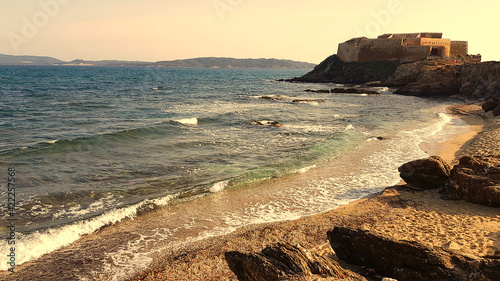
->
[328, 226, 500, 281]
[398, 156, 451, 189]
[224, 243, 366, 281]
[443, 156, 500, 207]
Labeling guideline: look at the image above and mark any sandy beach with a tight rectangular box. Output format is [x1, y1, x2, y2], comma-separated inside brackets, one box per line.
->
[129, 104, 499, 281]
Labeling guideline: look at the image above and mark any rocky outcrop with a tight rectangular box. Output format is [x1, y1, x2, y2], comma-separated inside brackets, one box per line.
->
[459, 62, 500, 100]
[385, 60, 500, 99]
[385, 60, 462, 97]
[398, 156, 451, 189]
[291, 55, 401, 84]
[224, 243, 366, 281]
[328, 226, 500, 281]
[442, 156, 500, 207]
[292, 52, 500, 101]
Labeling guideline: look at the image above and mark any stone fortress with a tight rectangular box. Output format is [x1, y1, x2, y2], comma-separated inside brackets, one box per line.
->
[337, 32, 480, 64]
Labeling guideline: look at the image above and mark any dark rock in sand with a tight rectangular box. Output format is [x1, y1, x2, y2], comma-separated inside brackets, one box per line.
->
[328, 226, 500, 281]
[482, 99, 499, 112]
[442, 156, 500, 207]
[493, 105, 500, 117]
[398, 156, 451, 189]
[224, 243, 366, 281]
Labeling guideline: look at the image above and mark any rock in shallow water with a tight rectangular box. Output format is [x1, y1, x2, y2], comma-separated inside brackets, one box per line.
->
[398, 156, 451, 189]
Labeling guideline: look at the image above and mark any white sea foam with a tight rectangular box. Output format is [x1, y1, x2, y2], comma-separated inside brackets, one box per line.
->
[210, 180, 230, 193]
[294, 164, 317, 174]
[0, 194, 177, 270]
[173, 117, 198, 125]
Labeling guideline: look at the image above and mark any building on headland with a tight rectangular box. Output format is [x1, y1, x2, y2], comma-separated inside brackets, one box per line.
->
[337, 32, 480, 64]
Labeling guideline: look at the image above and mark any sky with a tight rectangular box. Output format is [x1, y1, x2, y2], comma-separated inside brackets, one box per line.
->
[0, 0, 499, 64]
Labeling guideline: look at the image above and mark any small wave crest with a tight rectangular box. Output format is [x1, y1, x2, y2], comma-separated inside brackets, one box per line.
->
[173, 117, 198, 125]
[209, 180, 230, 193]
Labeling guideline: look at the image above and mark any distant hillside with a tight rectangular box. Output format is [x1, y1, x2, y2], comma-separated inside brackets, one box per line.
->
[0, 54, 64, 65]
[0, 54, 315, 68]
[153, 57, 315, 68]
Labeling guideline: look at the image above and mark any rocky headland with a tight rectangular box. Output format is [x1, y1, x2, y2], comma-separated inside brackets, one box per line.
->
[290, 55, 500, 108]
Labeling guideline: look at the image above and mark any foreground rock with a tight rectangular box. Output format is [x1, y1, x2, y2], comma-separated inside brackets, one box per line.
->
[398, 156, 451, 189]
[442, 156, 500, 207]
[328, 227, 500, 281]
[225, 243, 366, 281]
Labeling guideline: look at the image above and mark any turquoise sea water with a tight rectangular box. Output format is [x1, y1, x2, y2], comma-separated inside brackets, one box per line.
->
[0, 65, 456, 272]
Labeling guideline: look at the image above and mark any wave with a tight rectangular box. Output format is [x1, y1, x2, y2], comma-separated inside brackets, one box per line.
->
[173, 117, 198, 125]
[209, 180, 230, 193]
[0, 193, 178, 271]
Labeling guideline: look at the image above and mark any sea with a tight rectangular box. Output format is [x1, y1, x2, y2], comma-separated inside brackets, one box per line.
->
[0, 65, 470, 278]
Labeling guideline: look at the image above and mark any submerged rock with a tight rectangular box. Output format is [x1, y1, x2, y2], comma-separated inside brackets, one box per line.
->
[328, 226, 500, 281]
[330, 88, 379, 95]
[292, 99, 325, 104]
[398, 156, 451, 189]
[224, 243, 367, 281]
[304, 89, 330, 93]
[251, 120, 283, 127]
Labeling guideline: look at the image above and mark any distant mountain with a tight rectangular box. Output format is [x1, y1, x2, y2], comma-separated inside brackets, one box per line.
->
[0, 54, 315, 69]
[153, 57, 316, 68]
[0, 54, 64, 65]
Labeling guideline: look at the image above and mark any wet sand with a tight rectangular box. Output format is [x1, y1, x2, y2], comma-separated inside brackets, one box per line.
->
[129, 104, 500, 280]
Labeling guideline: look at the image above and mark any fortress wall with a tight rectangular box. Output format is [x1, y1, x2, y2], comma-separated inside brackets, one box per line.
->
[357, 39, 430, 62]
[398, 46, 432, 62]
[337, 41, 359, 62]
[420, 38, 451, 47]
[451, 41, 468, 56]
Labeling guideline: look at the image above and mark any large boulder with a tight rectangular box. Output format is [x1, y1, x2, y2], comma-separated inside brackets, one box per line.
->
[443, 156, 500, 207]
[328, 226, 500, 281]
[398, 156, 451, 189]
[224, 243, 366, 281]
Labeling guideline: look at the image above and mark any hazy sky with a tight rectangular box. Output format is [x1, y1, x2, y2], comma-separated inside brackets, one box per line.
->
[1, 0, 498, 63]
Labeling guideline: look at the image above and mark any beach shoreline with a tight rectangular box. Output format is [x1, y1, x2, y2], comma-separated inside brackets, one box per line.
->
[128, 104, 499, 280]
[2, 103, 497, 281]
